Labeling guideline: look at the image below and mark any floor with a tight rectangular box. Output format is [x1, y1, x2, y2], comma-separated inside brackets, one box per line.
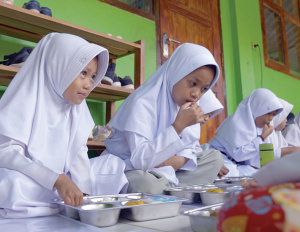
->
[0, 203, 202, 232]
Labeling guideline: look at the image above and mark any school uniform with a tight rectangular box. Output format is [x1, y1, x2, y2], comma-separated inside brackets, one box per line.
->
[99, 43, 224, 194]
[208, 88, 283, 177]
[282, 111, 300, 147]
[0, 33, 127, 218]
[268, 99, 293, 158]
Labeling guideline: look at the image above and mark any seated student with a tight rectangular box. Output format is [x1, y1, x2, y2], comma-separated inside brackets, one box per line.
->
[217, 151, 300, 232]
[176, 89, 228, 185]
[269, 99, 300, 158]
[208, 88, 283, 177]
[102, 43, 224, 194]
[0, 33, 127, 218]
[282, 110, 300, 147]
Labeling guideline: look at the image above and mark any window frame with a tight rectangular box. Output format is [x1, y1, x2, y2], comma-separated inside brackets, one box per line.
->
[260, 0, 300, 80]
[97, 0, 156, 21]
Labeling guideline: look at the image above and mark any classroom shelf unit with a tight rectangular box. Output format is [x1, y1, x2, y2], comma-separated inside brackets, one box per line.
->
[0, 2, 145, 151]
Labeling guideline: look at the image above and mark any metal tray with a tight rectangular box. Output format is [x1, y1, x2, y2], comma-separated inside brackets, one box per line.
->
[165, 184, 243, 205]
[120, 193, 188, 221]
[52, 193, 188, 226]
[214, 176, 253, 185]
[181, 203, 223, 232]
[53, 196, 129, 220]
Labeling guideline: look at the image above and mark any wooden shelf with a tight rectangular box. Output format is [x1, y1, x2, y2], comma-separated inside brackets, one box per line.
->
[87, 141, 106, 151]
[0, 3, 141, 58]
[0, 65, 133, 101]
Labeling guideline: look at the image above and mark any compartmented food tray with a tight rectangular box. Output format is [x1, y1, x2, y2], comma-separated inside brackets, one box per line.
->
[165, 184, 243, 205]
[181, 203, 223, 232]
[213, 176, 253, 186]
[52, 193, 188, 227]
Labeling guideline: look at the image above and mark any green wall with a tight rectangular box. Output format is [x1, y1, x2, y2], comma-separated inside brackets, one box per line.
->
[0, 0, 156, 125]
[220, 0, 300, 116]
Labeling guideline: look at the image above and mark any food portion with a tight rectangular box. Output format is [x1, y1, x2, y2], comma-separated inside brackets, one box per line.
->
[206, 189, 224, 193]
[125, 200, 147, 206]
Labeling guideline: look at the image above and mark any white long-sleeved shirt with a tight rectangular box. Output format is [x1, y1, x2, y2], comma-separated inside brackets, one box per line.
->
[103, 126, 198, 185]
[208, 134, 281, 168]
[0, 134, 91, 194]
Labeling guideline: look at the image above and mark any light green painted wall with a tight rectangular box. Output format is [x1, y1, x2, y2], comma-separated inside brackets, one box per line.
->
[220, 0, 300, 116]
[0, 0, 156, 125]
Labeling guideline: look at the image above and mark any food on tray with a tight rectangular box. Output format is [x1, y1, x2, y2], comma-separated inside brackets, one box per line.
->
[240, 178, 250, 181]
[206, 189, 224, 193]
[125, 200, 146, 206]
[200, 210, 219, 217]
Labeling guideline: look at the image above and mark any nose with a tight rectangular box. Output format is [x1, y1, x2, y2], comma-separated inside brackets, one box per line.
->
[84, 78, 92, 90]
[191, 88, 201, 100]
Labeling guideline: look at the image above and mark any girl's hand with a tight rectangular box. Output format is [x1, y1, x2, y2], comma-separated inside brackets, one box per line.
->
[241, 179, 260, 190]
[261, 123, 274, 139]
[218, 165, 229, 178]
[173, 102, 204, 135]
[54, 174, 84, 206]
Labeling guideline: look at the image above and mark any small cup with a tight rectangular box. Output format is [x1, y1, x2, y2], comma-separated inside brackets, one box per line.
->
[94, 174, 120, 196]
[259, 143, 274, 167]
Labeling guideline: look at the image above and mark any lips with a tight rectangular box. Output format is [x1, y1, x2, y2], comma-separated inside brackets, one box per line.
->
[78, 93, 87, 98]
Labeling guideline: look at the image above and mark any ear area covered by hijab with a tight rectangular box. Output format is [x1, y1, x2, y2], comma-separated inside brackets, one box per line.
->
[0, 33, 109, 173]
[108, 43, 220, 145]
[282, 111, 300, 147]
[215, 88, 283, 147]
[269, 98, 293, 150]
[198, 89, 224, 119]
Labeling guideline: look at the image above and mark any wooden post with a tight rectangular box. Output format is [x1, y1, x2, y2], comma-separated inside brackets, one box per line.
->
[134, 40, 145, 89]
[106, 101, 115, 124]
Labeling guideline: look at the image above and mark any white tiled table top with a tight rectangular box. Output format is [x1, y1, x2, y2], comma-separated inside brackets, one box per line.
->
[0, 203, 203, 232]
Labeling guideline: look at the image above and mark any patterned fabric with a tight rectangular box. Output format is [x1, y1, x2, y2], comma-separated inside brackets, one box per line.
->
[217, 182, 300, 232]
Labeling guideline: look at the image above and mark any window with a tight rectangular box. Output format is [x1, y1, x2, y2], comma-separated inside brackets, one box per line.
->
[98, 0, 155, 21]
[260, 0, 300, 79]
[118, 0, 152, 13]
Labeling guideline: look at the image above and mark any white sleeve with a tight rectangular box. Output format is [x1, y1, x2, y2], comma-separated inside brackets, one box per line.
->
[125, 126, 184, 171]
[175, 143, 197, 171]
[274, 148, 281, 159]
[253, 151, 300, 186]
[0, 135, 60, 191]
[68, 144, 91, 195]
[228, 137, 261, 162]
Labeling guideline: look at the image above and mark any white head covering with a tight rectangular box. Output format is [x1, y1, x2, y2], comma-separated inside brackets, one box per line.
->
[216, 88, 283, 147]
[0, 33, 109, 173]
[109, 43, 220, 147]
[198, 89, 224, 118]
[269, 99, 293, 154]
[282, 111, 300, 147]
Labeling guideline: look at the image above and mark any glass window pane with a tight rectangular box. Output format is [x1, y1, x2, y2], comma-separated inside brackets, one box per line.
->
[271, 0, 281, 6]
[264, 6, 285, 65]
[285, 17, 300, 77]
[283, 0, 299, 20]
[118, 0, 152, 13]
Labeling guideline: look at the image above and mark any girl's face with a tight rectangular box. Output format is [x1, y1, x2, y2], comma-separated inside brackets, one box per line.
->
[200, 112, 213, 125]
[275, 118, 287, 131]
[63, 57, 98, 105]
[254, 110, 277, 128]
[172, 66, 214, 107]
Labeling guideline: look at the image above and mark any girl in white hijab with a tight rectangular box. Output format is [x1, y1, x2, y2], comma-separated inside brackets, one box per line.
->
[269, 99, 300, 158]
[100, 43, 224, 194]
[0, 33, 127, 218]
[208, 88, 283, 177]
[282, 111, 300, 147]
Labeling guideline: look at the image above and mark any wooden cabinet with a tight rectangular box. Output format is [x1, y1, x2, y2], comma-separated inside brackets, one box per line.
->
[0, 2, 145, 151]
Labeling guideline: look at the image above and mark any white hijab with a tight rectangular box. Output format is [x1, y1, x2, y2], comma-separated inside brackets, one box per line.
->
[199, 89, 224, 118]
[109, 43, 220, 148]
[0, 33, 109, 174]
[269, 99, 293, 152]
[282, 111, 300, 147]
[216, 88, 283, 147]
